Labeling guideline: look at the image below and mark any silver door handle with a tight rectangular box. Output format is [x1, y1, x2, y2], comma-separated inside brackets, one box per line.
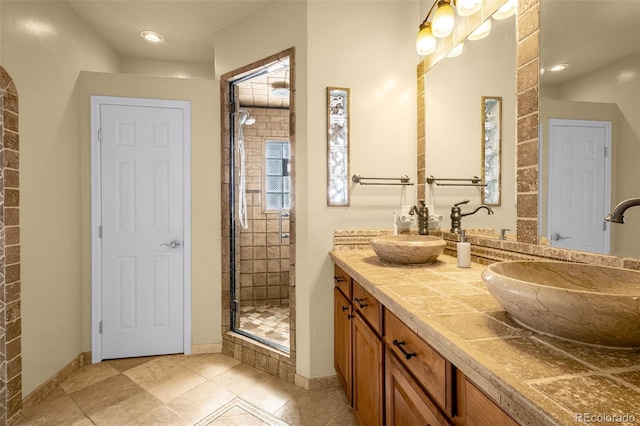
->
[160, 240, 181, 248]
[551, 234, 571, 241]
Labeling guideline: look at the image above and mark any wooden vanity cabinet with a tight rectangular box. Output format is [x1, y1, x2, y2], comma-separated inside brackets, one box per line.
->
[453, 372, 519, 426]
[333, 266, 517, 426]
[386, 349, 451, 426]
[334, 287, 352, 404]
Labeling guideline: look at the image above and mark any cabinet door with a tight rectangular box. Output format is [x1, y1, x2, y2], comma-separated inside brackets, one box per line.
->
[334, 287, 353, 404]
[386, 350, 450, 426]
[353, 313, 384, 426]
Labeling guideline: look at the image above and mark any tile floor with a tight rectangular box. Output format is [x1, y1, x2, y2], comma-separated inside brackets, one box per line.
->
[239, 305, 290, 349]
[13, 353, 355, 426]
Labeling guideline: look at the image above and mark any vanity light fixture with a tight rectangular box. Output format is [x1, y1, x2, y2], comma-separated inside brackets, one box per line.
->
[446, 42, 464, 58]
[467, 19, 491, 41]
[140, 30, 164, 43]
[416, 21, 437, 55]
[432, 0, 455, 38]
[493, 0, 517, 20]
[547, 63, 570, 72]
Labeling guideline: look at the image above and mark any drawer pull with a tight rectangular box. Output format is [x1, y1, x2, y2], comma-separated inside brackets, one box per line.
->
[347, 314, 354, 319]
[341, 305, 349, 311]
[393, 339, 417, 360]
[354, 297, 368, 308]
[334, 276, 345, 282]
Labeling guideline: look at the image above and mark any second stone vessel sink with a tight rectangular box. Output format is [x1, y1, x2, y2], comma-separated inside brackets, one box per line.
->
[482, 261, 640, 348]
[370, 235, 445, 264]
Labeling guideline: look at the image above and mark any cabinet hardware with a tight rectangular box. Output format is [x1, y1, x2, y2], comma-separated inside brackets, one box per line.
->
[393, 339, 417, 360]
[354, 297, 368, 308]
[347, 314, 354, 319]
[334, 276, 345, 282]
[342, 306, 349, 311]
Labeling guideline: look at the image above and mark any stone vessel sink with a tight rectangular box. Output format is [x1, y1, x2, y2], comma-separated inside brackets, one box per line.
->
[370, 235, 445, 264]
[482, 261, 640, 348]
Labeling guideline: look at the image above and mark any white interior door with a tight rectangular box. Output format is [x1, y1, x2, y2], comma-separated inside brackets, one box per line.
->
[92, 96, 191, 361]
[548, 119, 611, 253]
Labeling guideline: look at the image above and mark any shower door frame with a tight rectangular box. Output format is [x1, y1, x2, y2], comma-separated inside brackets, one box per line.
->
[220, 48, 297, 375]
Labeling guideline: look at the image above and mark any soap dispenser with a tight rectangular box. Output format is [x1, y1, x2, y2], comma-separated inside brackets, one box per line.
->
[457, 230, 471, 268]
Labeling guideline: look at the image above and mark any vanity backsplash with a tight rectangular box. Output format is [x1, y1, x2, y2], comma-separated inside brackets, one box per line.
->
[333, 229, 640, 271]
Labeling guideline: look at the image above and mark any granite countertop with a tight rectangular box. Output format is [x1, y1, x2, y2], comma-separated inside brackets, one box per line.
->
[330, 250, 640, 426]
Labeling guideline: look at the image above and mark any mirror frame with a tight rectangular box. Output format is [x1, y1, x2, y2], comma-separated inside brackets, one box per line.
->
[417, 0, 539, 244]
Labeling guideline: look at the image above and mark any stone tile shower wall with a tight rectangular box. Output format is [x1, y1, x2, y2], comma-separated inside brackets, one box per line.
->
[238, 107, 290, 308]
[0, 66, 22, 422]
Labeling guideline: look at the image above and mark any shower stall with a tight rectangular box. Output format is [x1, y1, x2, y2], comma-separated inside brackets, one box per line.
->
[228, 57, 292, 353]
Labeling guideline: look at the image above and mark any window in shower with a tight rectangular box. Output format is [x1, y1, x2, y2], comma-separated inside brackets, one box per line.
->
[265, 140, 291, 211]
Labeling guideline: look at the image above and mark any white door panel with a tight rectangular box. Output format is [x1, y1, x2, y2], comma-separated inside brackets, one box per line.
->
[98, 102, 186, 359]
[548, 119, 610, 253]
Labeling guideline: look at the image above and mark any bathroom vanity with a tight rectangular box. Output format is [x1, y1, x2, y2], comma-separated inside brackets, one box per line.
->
[331, 249, 640, 426]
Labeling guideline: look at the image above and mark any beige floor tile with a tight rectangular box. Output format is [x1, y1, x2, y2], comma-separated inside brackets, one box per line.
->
[311, 387, 349, 405]
[61, 361, 120, 394]
[142, 363, 208, 403]
[275, 390, 347, 426]
[13, 388, 87, 426]
[123, 357, 185, 388]
[237, 374, 299, 414]
[210, 362, 272, 395]
[88, 389, 164, 426]
[127, 405, 191, 425]
[69, 373, 161, 420]
[174, 353, 242, 379]
[168, 380, 236, 423]
[107, 356, 160, 372]
[327, 406, 357, 425]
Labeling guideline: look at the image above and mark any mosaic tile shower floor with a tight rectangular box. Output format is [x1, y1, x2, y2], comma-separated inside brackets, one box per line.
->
[239, 305, 290, 349]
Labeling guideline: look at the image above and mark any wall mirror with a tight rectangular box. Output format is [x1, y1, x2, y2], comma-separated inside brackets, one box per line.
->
[482, 96, 502, 205]
[423, 13, 516, 231]
[539, 0, 640, 257]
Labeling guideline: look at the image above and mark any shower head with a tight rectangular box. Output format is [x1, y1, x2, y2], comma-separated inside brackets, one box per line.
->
[238, 110, 255, 126]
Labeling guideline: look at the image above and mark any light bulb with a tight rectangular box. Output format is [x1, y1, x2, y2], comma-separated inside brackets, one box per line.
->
[416, 22, 437, 55]
[468, 19, 491, 41]
[447, 42, 464, 58]
[455, 0, 482, 17]
[140, 30, 164, 43]
[432, 1, 455, 38]
[493, 0, 517, 20]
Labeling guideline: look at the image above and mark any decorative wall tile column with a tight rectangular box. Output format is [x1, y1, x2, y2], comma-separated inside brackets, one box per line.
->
[0, 66, 22, 422]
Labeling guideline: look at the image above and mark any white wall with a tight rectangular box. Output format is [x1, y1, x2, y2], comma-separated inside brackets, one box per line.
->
[425, 15, 517, 232]
[542, 52, 640, 257]
[1, 1, 121, 395]
[216, 0, 419, 379]
[120, 56, 214, 79]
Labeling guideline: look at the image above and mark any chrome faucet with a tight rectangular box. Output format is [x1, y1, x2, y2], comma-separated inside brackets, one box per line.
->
[450, 200, 494, 234]
[605, 198, 640, 223]
[410, 201, 430, 235]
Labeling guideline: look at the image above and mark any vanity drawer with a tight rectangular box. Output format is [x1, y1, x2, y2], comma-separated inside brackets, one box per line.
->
[352, 280, 381, 335]
[333, 265, 351, 299]
[384, 309, 447, 410]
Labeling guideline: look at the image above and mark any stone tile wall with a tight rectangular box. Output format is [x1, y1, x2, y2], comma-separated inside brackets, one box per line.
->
[0, 66, 21, 423]
[238, 107, 290, 308]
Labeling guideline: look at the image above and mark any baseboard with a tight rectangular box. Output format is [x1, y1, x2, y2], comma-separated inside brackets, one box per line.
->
[22, 352, 91, 413]
[191, 343, 223, 354]
[294, 373, 341, 391]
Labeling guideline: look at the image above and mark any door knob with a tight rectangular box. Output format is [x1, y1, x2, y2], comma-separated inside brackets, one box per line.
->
[160, 240, 181, 248]
[551, 234, 571, 241]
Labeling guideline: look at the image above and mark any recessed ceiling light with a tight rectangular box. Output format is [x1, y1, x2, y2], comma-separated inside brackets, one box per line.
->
[547, 63, 569, 72]
[140, 30, 164, 43]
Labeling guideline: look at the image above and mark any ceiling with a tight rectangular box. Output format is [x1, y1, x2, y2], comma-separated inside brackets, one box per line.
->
[66, 0, 290, 107]
[540, 0, 640, 85]
[66, 0, 271, 64]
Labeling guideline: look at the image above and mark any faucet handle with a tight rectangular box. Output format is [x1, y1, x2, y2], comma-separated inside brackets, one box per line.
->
[500, 228, 511, 240]
[454, 199, 470, 207]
